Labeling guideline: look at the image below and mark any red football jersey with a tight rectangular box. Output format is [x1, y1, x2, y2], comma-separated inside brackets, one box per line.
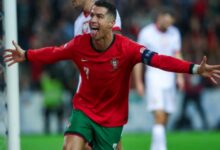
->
[27, 34, 143, 127]
[27, 33, 192, 127]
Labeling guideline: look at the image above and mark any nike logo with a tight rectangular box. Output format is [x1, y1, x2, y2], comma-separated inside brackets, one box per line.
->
[81, 59, 88, 62]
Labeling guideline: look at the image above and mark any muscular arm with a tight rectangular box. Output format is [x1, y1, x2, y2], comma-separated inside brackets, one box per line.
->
[141, 48, 220, 85]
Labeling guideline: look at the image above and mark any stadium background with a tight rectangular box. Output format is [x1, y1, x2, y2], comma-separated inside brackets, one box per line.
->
[1, 0, 220, 149]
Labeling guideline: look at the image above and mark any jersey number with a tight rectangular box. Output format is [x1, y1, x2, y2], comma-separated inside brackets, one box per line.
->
[83, 67, 89, 79]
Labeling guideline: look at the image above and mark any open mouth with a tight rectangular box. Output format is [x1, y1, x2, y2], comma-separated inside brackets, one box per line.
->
[91, 27, 99, 36]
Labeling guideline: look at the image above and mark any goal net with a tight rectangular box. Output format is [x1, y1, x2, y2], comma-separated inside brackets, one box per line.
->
[0, 9, 8, 150]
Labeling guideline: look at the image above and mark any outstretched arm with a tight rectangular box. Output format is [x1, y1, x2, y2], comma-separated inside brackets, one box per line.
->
[4, 40, 75, 66]
[141, 49, 220, 84]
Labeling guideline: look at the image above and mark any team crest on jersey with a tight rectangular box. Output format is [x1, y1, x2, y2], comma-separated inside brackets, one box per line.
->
[111, 58, 118, 70]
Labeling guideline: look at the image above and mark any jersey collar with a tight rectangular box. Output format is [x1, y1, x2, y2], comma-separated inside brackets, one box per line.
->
[90, 34, 116, 53]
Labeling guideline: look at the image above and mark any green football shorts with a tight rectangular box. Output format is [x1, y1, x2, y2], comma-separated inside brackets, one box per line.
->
[64, 109, 123, 150]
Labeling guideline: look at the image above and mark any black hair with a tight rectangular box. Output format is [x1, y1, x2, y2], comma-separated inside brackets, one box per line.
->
[94, 0, 116, 20]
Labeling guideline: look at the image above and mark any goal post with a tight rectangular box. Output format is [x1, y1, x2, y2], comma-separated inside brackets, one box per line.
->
[3, 0, 20, 150]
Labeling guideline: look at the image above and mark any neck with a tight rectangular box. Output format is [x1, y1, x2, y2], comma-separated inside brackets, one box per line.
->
[84, 0, 94, 13]
[92, 32, 114, 52]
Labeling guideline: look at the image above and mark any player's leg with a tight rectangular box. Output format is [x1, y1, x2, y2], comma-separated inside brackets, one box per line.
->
[63, 110, 93, 150]
[84, 143, 92, 150]
[63, 134, 86, 150]
[154, 110, 169, 125]
[148, 87, 174, 150]
[116, 139, 123, 150]
[147, 88, 165, 150]
[151, 110, 168, 150]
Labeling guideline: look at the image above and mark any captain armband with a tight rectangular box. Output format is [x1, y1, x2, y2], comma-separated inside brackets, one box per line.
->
[141, 49, 157, 66]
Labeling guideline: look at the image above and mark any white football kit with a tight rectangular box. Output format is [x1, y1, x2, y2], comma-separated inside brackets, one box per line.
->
[138, 23, 181, 113]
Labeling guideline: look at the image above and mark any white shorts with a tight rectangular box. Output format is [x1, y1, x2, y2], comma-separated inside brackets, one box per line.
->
[146, 86, 176, 114]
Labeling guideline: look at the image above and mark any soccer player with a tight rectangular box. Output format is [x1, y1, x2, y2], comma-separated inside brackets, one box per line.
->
[72, 1, 122, 149]
[4, 1, 220, 150]
[134, 7, 184, 150]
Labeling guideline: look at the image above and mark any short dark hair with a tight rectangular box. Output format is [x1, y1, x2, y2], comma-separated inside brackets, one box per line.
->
[152, 6, 176, 22]
[94, 0, 116, 20]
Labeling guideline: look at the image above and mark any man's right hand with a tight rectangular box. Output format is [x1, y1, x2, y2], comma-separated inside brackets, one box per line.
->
[4, 41, 26, 66]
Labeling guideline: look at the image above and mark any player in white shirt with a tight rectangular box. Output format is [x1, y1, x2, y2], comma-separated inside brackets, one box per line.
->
[71, 0, 122, 149]
[134, 7, 184, 150]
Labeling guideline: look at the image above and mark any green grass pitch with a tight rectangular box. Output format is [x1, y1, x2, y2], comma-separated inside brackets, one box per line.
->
[19, 131, 220, 150]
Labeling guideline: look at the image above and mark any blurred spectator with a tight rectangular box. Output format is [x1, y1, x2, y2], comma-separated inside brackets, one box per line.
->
[174, 45, 210, 129]
[40, 70, 64, 134]
[174, 74, 208, 130]
[192, 0, 208, 22]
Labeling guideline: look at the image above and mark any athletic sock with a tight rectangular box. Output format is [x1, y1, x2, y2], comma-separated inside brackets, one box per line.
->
[150, 124, 167, 150]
